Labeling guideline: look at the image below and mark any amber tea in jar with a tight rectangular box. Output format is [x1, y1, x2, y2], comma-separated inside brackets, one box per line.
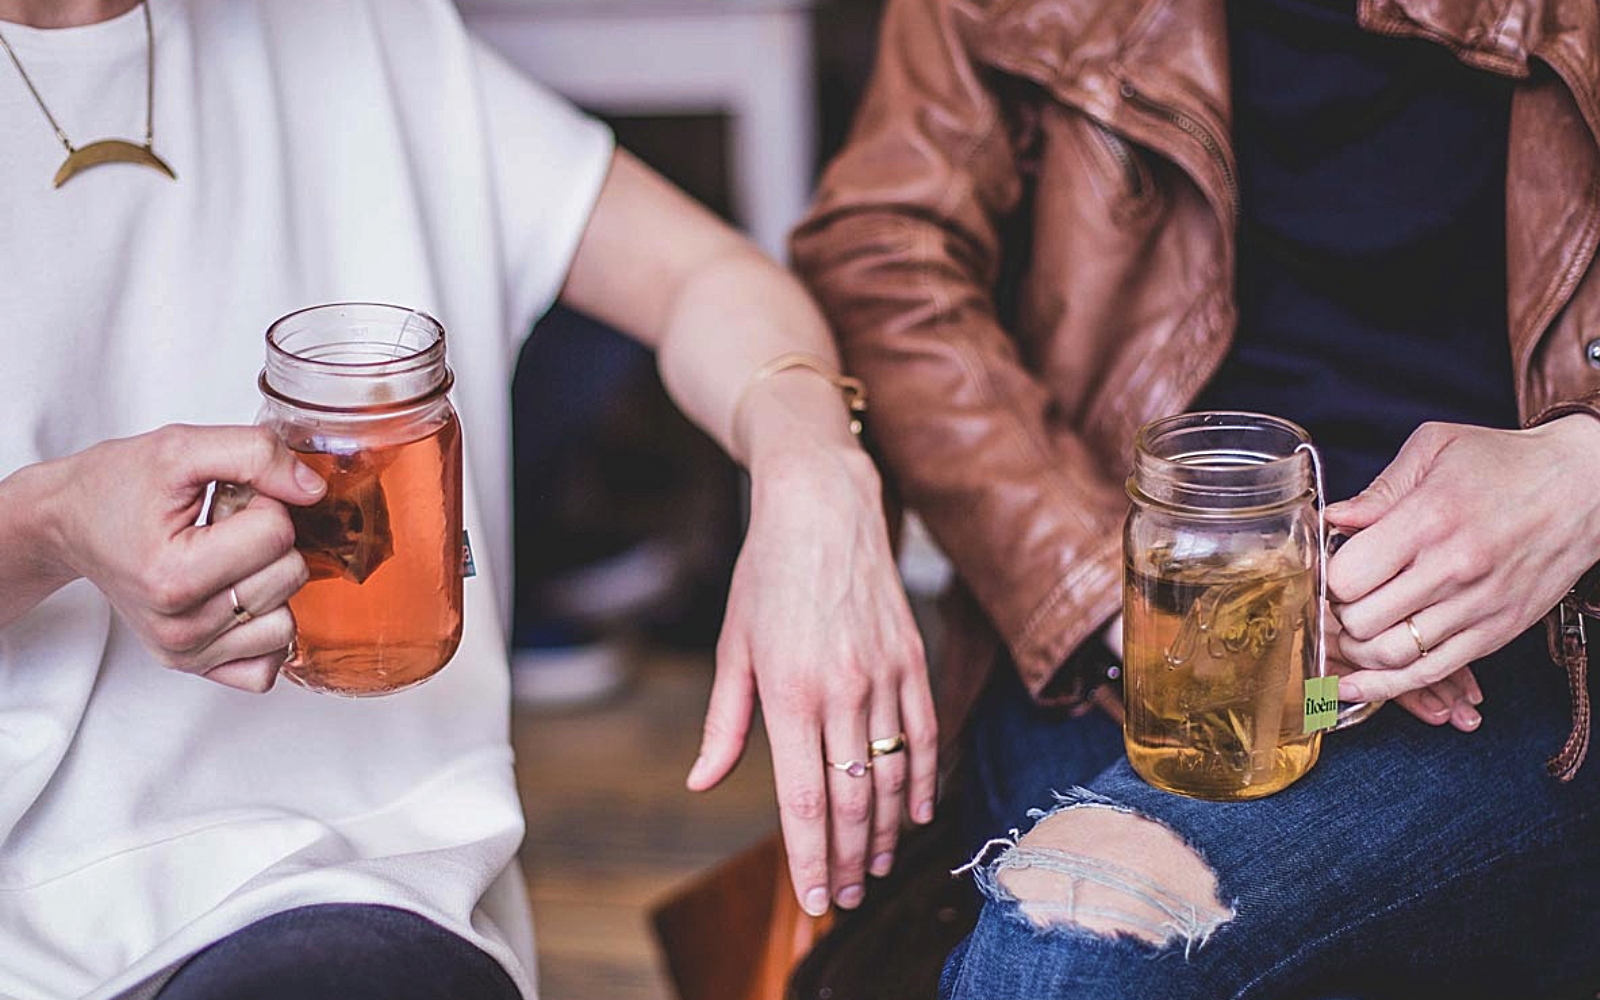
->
[1123, 412, 1332, 801]
[257, 303, 463, 696]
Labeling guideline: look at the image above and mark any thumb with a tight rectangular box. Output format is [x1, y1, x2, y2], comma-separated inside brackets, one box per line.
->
[686, 644, 756, 792]
[167, 425, 326, 506]
[1324, 480, 1397, 531]
[1326, 425, 1450, 529]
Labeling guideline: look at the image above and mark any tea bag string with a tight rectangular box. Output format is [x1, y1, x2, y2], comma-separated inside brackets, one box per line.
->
[391, 309, 423, 359]
[1295, 440, 1330, 680]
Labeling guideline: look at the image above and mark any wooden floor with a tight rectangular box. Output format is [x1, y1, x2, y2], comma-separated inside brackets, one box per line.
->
[513, 649, 777, 1000]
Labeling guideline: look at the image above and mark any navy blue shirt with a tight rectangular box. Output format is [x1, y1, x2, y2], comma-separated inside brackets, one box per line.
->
[1191, 0, 1519, 501]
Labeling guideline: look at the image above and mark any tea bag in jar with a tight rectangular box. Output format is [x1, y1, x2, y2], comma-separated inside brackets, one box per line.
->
[288, 448, 395, 584]
[207, 449, 396, 585]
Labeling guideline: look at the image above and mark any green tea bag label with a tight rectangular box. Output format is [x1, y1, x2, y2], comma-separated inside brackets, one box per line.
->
[1303, 675, 1341, 733]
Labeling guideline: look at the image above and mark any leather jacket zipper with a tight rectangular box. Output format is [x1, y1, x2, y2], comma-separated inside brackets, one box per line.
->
[1090, 122, 1144, 198]
[1120, 81, 1237, 213]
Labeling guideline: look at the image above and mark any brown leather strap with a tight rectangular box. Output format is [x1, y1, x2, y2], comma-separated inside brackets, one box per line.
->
[1524, 399, 1600, 780]
[1543, 591, 1592, 781]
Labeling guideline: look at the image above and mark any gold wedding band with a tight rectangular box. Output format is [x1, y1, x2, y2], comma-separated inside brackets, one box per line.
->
[868, 733, 907, 758]
[229, 586, 254, 627]
[1405, 616, 1429, 658]
[828, 758, 872, 778]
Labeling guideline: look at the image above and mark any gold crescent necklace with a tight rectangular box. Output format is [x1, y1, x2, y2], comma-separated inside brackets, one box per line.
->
[0, 0, 175, 188]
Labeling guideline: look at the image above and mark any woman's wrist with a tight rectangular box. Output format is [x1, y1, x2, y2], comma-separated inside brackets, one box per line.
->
[1522, 413, 1600, 606]
[0, 458, 79, 622]
[738, 366, 872, 468]
[746, 409, 882, 518]
[5, 459, 73, 577]
[749, 431, 880, 497]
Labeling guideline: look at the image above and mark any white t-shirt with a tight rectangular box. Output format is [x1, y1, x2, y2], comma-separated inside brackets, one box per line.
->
[0, 1, 613, 997]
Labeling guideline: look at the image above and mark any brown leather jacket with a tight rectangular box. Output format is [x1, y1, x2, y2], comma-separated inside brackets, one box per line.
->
[792, 0, 1600, 770]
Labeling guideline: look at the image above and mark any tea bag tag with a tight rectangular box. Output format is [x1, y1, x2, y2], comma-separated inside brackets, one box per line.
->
[1303, 675, 1341, 733]
[461, 530, 477, 578]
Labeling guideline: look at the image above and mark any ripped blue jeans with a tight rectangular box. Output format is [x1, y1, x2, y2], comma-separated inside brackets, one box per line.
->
[944, 629, 1600, 999]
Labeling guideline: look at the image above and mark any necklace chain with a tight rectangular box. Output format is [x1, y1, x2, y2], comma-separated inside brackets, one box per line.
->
[0, 1, 155, 154]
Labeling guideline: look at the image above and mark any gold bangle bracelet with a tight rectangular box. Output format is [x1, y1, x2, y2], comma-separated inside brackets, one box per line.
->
[729, 352, 868, 462]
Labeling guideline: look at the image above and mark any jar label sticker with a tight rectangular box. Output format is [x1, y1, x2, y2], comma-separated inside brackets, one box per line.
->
[461, 530, 477, 579]
[1303, 675, 1340, 733]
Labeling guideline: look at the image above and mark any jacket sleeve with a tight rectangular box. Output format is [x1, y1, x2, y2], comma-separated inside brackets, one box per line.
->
[789, 0, 1125, 695]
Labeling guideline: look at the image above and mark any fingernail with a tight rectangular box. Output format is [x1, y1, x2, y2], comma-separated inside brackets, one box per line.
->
[1468, 689, 1484, 706]
[1419, 691, 1447, 716]
[915, 800, 934, 824]
[293, 462, 326, 495]
[684, 755, 706, 788]
[1337, 678, 1362, 702]
[1458, 707, 1482, 730]
[837, 884, 865, 909]
[870, 853, 894, 878]
[803, 888, 830, 916]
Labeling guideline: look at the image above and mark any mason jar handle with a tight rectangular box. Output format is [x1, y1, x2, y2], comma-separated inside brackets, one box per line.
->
[205, 481, 257, 526]
[1324, 526, 1384, 731]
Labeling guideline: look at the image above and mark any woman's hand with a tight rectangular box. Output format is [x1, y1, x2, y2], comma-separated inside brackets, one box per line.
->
[685, 443, 937, 917]
[1325, 616, 1483, 731]
[561, 149, 937, 914]
[1325, 417, 1600, 706]
[20, 424, 325, 691]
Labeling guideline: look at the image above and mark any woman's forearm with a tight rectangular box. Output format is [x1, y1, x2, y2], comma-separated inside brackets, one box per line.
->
[559, 149, 872, 472]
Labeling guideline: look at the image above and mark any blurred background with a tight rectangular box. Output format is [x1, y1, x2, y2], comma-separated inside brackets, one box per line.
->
[453, 1, 942, 997]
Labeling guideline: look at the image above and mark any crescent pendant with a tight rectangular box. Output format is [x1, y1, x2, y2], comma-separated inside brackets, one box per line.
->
[53, 139, 176, 188]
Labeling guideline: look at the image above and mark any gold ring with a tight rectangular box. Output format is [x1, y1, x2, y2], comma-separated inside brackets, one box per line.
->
[868, 733, 907, 758]
[230, 586, 253, 627]
[1405, 616, 1428, 658]
[828, 758, 872, 778]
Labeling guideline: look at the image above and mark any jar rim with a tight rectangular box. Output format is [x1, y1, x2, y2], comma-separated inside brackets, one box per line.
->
[1134, 411, 1312, 470]
[265, 302, 446, 372]
[1128, 411, 1317, 515]
[261, 302, 451, 413]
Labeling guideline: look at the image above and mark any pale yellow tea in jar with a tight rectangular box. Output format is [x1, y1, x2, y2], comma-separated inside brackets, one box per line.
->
[1123, 412, 1332, 801]
[1124, 547, 1319, 800]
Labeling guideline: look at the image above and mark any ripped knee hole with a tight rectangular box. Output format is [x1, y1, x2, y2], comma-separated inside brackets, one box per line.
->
[967, 799, 1233, 951]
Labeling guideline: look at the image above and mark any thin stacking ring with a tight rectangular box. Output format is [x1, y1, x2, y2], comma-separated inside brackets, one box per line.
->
[229, 586, 253, 627]
[868, 733, 907, 758]
[1405, 616, 1428, 658]
[828, 758, 872, 778]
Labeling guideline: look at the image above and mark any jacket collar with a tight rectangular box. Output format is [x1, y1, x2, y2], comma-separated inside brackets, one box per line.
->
[1363, 0, 1600, 144]
[969, 0, 1600, 106]
[1361, 0, 1594, 75]
[969, 0, 1237, 219]
[966, 0, 1600, 227]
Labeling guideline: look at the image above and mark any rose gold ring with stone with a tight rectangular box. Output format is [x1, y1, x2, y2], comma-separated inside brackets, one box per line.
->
[828, 758, 873, 778]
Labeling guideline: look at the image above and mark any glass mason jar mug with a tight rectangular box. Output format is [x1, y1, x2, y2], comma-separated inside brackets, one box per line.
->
[1123, 411, 1363, 801]
[225, 303, 465, 697]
